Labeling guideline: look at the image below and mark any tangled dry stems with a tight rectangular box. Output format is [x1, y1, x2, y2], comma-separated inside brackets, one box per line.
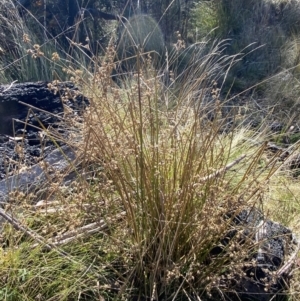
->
[0, 5, 300, 299]
[53, 43, 291, 299]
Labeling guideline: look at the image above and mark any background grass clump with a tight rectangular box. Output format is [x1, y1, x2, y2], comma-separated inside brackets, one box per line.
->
[191, 0, 300, 101]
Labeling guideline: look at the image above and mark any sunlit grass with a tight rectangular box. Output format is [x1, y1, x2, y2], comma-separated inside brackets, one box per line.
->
[0, 1, 299, 300]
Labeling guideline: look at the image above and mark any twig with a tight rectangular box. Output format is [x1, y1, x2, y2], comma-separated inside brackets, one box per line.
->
[1, 80, 18, 93]
[277, 238, 300, 277]
[0, 208, 71, 259]
[32, 211, 126, 247]
[18, 101, 64, 118]
[199, 154, 246, 182]
[0, 208, 116, 281]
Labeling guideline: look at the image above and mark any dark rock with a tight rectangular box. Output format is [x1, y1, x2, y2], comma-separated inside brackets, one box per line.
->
[212, 208, 299, 301]
[269, 121, 284, 133]
[0, 145, 76, 202]
[0, 80, 89, 208]
[0, 81, 87, 229]
[0, 145, 78, 229]
[0, 81, 88, 135]
[0, 81, 88, 181]
[288, 153, 300, 170]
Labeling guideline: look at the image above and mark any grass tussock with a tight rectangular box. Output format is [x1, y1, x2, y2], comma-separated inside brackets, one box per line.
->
[1, 40, 299, 300]
[0, 2, 300, 300]
[81, 56, 285, 300]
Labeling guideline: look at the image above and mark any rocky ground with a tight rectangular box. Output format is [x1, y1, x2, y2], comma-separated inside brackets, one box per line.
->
[0, 131, 64, 181]
[0, 81, 88, 181]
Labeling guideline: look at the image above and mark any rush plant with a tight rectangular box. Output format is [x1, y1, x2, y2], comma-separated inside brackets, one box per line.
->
[75, 40, 289, 299]
[0, 2, 299, 300]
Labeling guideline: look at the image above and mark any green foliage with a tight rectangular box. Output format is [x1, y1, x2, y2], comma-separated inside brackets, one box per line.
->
[191, 1, 218, 40]
[0, 237, 116, 300]
[190, 0, 300, 95]
[0, 0, 69, 82]
[117, 14, 165, 69]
